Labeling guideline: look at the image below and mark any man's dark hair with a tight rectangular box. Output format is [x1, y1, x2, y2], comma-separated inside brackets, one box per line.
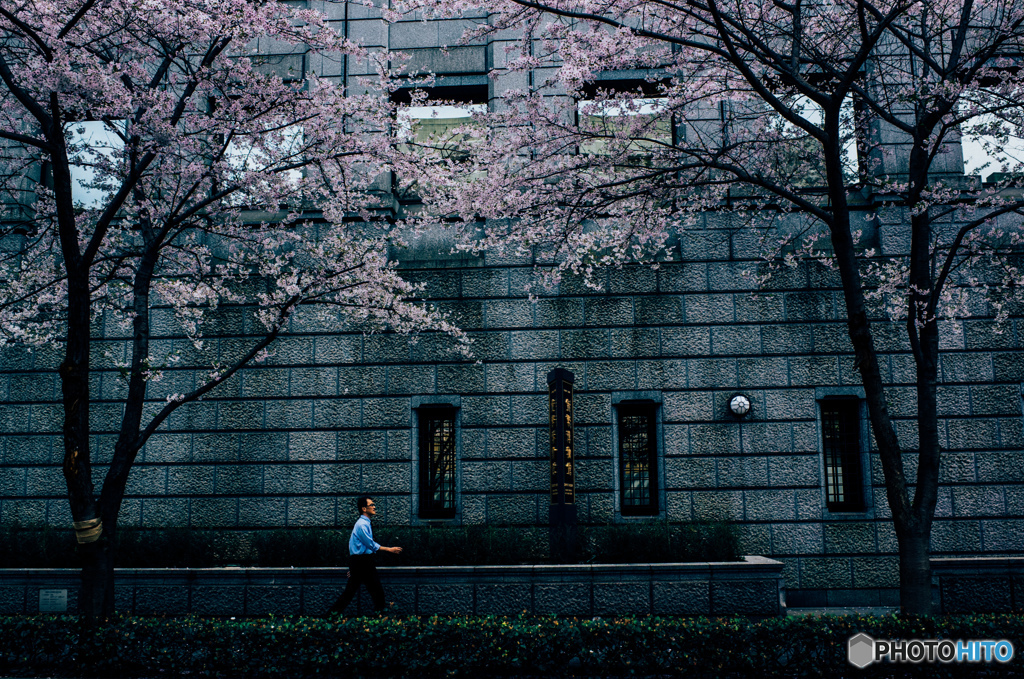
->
[356, 496, 373, 515]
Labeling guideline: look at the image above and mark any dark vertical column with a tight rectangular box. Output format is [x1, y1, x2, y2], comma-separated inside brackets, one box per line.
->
[547, 368, 577, 561]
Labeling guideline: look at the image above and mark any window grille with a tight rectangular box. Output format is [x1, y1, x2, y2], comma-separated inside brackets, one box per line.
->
[618, 403, 658, 515]
[821, 399, 864, 511]
[419, 407, 457, 518]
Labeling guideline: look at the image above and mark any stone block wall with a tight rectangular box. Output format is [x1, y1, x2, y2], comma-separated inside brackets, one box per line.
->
[2, 14, 1024, 609]
[3, 239, 1023, 606]
[932, 557, 1024, 614]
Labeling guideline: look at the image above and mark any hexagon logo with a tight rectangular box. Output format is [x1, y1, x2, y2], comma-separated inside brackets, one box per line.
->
[848, 633, 875, 669]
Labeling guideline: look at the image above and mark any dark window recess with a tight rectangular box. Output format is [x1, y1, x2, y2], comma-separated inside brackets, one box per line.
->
[419, 408, 457, 518]
[579, 78, 670, 99]
[391, 84, 488, 204]
[390, 84, 488, 106]
[821, 399, 865, 511]
[618, 403, 658, 515]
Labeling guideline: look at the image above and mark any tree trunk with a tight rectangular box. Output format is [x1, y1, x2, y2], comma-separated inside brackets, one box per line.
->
[896, 144, 941, 617]
[902, 317, 940, 617]
[46, 98, 112, 623]
[820, 114, 929, 615]
[60, 271, 109, 622]
[896, 521, 935, 615]
[77, 531, 115, 621]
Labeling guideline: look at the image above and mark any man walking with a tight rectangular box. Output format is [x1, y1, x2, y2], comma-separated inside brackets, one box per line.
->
[328, 496, 402, 615]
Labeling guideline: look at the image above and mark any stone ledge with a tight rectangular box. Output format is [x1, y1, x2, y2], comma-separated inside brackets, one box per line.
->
[932, 557, 1024, 614]
[0, 556, 784, 617]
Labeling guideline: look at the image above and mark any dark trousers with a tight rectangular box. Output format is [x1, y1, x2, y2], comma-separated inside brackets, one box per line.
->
[329, 554, 385, 614]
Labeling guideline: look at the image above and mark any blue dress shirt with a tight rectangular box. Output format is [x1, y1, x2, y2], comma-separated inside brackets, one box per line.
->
[349, 515, 380, 555]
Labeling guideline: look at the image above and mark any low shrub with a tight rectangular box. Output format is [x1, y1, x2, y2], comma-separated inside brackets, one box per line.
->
[0, 521, 739, 568]
[1, 613, 1022, 678]
[0, 523, 79, 568]
[249, 528, 348, 567]
[378, 524, 550, 566]
[114, 527, 226, 568]
[580, 520, 739, 563]
[0, 524, 246, 569]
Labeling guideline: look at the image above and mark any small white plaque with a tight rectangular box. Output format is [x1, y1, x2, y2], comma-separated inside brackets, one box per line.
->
[39, 589, 67, 613]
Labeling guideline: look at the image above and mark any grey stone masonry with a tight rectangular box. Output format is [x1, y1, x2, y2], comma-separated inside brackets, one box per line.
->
[932, 557, 1024, 614]
[3, 16, 1024, 613]
[0, 557, 784, 617]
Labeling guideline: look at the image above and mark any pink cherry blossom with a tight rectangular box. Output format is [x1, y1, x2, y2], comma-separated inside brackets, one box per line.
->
[0, 0, 465, 620]
[398, 0, 1024, 615]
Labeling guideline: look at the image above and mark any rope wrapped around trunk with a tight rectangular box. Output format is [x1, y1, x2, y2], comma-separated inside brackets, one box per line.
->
[73, 518, 102, 544]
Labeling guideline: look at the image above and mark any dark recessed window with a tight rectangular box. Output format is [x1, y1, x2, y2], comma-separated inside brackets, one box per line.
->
[618, 403, 659, 516]
[419, 407, 457, 518]
[392, 85, 488, 203]
[391, 84, 489, 106]
[821, 399, 865, 512]
[576, 79, 673, 157]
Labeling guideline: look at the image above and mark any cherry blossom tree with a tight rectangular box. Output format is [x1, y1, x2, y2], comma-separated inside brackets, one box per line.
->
[405, 0, 1024, 613]
[0, 0, 462, 620]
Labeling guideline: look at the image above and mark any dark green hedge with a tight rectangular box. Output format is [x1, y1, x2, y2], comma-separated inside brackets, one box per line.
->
[0, 521, 739, 568]
[1, 614, 1022, 678]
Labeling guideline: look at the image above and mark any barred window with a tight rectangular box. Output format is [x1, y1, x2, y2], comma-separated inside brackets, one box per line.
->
[618, 403, 659, 516]
[821, 399, 864, 512]
[419, 407, 457, 518]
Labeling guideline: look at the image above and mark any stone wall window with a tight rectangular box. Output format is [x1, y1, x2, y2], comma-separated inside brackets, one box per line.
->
[617, 402, 660, 516]
[393, 83, 487, 203]
[418, 406, 458, 518]
[576, 79, 673, 158]
[821, 398, 865, 512]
